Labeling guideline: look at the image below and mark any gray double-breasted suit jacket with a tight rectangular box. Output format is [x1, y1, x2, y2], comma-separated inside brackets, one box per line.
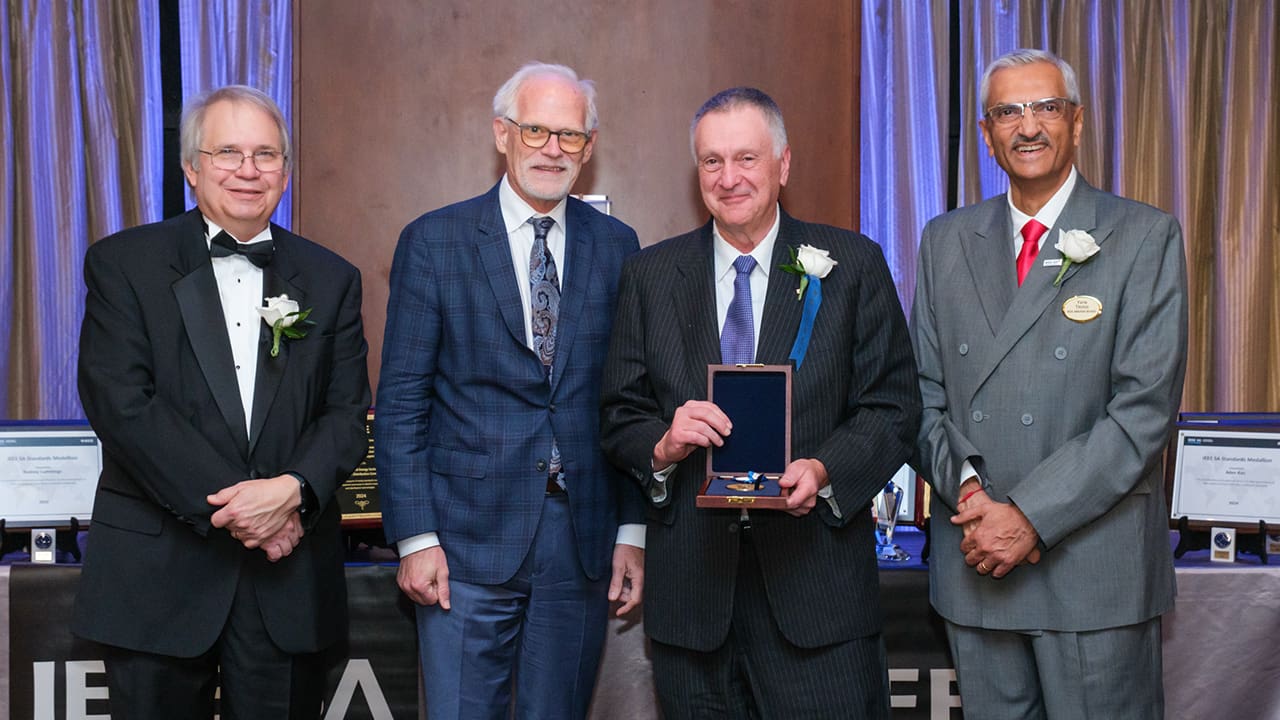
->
[912, 178, 1188, 631]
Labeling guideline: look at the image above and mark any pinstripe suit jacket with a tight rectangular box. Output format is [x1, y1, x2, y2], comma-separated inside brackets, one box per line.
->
[377, 183, 644, 585]
[912, 179, 1187, 631]
[601, 212, 921, 651]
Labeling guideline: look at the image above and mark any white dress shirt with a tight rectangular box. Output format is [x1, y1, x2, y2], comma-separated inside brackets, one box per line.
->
[206, 220, 269, 436]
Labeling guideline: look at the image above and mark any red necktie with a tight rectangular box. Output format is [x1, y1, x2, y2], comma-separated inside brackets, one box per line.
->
[1016, 219, 1048, 286]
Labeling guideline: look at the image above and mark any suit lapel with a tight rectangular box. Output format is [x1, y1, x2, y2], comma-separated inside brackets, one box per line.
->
[476, 194, 531, 355]
[549, 201, 594, 392]
[170, 212, 250, 453]
[247, 228, 303, 454]
[973, 180, 1111, 393]
[756, 215, 805, 364]
[674, 223, 722, 390]
[960, 198, 1017, 337]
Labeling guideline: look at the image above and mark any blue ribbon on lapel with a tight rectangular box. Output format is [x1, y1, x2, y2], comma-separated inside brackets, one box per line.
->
[788, 275, 821, 370]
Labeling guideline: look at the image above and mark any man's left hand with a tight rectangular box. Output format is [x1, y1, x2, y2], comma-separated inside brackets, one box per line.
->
[952, 492, 1041, 578]
[609, 544, 645, 617]
[208, 475, 302, 548]
[779, 458, 828, 517]
[260, 512, 304, 562]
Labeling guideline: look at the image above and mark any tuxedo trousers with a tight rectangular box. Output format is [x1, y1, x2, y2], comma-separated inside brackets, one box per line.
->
[102, 567, 327, 720]
[416, 493, 609, 720]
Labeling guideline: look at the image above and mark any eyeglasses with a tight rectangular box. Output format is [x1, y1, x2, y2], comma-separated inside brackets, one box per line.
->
[504, 117, 591, 154]
[199, 148, 287, 172]
[983, 97, 1075, 126]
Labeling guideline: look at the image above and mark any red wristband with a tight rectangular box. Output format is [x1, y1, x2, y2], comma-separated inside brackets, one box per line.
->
[959, 488, 981, 504]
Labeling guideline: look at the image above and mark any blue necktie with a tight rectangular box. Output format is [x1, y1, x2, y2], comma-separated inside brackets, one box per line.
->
[528, 216, 563, 485]
[721, 255, 757, 364]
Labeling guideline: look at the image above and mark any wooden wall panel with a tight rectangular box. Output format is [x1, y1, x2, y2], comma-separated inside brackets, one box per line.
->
[294, 1, 860, 392]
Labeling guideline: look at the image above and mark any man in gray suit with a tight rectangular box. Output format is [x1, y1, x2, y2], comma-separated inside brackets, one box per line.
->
[912, 49, 1187, 719]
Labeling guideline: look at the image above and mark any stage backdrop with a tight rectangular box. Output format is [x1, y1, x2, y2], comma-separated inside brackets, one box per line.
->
[291, 0, 863, 394]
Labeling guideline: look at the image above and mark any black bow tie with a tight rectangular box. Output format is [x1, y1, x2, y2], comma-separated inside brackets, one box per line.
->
[209, 230, 274, 268]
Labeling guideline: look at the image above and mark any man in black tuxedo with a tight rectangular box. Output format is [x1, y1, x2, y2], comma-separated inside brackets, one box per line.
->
[600, 87, 920, 718]
[73, 85, 370, 719]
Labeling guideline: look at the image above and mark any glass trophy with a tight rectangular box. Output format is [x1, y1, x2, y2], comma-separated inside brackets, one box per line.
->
[875, 479, 910, 561]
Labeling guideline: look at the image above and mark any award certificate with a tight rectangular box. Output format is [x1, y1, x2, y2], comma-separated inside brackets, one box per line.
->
[1170, 428, 1280, 526]
[0, 426, 102, 526]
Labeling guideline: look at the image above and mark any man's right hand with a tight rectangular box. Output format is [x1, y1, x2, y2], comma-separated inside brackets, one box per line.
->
[652, 400, 732, 468]
[398, 546, 451, 610]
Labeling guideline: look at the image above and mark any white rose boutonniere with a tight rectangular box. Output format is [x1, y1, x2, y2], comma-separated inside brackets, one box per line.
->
[780, 244, 838, 300]
[256, 294, 314, 357]
[1053, 229, 1100, 286]
[778, 244, 838, 369]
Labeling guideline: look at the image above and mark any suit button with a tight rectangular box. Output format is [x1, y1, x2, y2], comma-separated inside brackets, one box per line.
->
[959, 343, 969, 355]
[1021, 414, 1034, 426]
[1054, 346, 1067, 360]
[971, 410, 984, 423]
[549, 403, 557, 412]
[728, 522, 739, 534]
[536, 460, 548, 472]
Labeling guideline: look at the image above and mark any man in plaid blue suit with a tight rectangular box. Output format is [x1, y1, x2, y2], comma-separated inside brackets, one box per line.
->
[376, 62, 645, 720]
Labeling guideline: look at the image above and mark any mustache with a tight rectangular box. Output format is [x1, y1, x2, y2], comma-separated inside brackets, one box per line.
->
[1013, 132, 1050, 145]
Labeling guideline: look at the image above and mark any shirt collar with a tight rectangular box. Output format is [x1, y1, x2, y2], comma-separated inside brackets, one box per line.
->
[204, 218, 272, 248]
[498, 175, 568, 232]
[1008, 166, 1078, 237]
[713, 205, 781, 281]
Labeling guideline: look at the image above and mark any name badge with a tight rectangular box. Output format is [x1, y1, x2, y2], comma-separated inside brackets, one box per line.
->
[1043, 258, 1063, 267]
[1062, 295, 1103, 323]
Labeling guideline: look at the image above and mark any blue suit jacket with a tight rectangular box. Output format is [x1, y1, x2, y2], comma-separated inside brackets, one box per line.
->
[377, 183, 644, 584]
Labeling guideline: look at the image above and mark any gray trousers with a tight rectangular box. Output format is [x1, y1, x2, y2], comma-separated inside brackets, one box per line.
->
[946, 617, 1164, 720]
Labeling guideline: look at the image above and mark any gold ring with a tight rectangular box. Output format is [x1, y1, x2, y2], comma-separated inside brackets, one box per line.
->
[978, 562, 989, 572]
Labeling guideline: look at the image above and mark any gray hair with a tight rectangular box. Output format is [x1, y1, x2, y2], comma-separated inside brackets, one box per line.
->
[689, 87, 788, 162]
[979, 49, 1081, 110]
[492, 62, 599, 131]
[180, 85, 292, 172]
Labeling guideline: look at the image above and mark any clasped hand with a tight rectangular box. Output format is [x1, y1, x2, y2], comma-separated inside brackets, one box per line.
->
[951, 485, 1041, 579]
[208, 475, 304, 562]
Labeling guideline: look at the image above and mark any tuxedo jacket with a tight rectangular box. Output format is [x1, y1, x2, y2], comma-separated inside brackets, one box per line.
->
[376, 183, 645, 585]
[600, 212, 921, 651]
[912, 179, 1187, 631]
[72, 209, 371, 657]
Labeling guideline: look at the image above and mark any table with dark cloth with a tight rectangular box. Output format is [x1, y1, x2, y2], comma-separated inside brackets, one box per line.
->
[3, 529, 1278, 719]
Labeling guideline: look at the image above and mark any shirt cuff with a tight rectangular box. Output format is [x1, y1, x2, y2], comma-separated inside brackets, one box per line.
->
[650, 463, 676, 503]
[397, 532, 440, 557]
[817, 484, 842, 518]
[615, 523, 646, 549]
[959, 460, 981, 487]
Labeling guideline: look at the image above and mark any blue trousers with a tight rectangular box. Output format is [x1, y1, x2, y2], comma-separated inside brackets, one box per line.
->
[417, 494, 609, 720]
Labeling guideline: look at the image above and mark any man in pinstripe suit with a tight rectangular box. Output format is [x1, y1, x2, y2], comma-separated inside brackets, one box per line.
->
[601, 87, 921, 718]
[912, 50, 1187, 718]
[377, 63, 646, 719]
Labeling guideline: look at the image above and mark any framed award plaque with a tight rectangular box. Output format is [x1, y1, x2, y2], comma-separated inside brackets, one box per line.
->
[1167, 424, 1280, 530]
[338, 409, 382, 527]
